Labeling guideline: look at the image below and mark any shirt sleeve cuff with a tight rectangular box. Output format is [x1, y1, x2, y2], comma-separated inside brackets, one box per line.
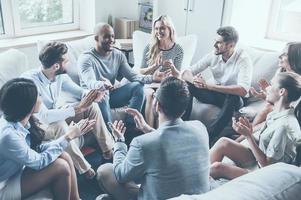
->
[57, 136, 70, 149]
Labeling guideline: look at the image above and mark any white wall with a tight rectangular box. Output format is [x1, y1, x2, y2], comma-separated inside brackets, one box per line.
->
[1, 0, 224, 67]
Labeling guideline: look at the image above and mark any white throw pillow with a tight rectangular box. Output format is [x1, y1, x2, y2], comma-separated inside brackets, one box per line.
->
[0, 49, 29, 88]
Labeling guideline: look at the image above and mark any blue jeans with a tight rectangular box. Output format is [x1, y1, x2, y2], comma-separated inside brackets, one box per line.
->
[98, 82, 145, 126]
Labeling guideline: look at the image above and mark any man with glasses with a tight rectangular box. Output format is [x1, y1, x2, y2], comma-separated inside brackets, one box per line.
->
[96, 77, 210, 200]
[181, 26, 253, 144]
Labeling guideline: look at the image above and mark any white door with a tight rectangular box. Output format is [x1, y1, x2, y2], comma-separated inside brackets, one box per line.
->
[156, 0, 189, 36]
[186, 0, 224, 63]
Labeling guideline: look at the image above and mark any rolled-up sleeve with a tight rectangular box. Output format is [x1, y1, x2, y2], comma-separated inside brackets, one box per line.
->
[1, 133, 69, 170]
[78, 54, 104, 89]
[113, 138, 145, 183]
[34, 103, 75, 124]
[190, 53, 211, 75]
[237, 56, 253, 93]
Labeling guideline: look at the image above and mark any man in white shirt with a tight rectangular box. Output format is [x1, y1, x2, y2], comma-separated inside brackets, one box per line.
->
[22, 42, 114, 178]
[182, 26, 253, 143]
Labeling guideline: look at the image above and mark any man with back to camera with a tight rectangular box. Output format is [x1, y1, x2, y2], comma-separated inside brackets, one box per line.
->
[96, 77, 210, 200]
[77, 23, 168, 142]
[21, 41, 114, 178]
[181, 26, 253, 144]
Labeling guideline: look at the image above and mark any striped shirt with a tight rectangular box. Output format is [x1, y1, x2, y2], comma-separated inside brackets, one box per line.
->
[141, 43, 184, 73]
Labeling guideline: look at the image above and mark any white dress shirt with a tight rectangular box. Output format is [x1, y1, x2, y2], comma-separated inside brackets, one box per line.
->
[191, 48, 253, 94]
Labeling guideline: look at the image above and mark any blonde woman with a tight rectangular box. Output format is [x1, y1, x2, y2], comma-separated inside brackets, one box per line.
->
[141, 15, 184, 127]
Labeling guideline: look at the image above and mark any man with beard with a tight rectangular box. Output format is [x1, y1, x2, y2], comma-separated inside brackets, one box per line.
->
[181, 26, 253, 144]
[21, 42, 114, 178]
[77, 23, 168, 142]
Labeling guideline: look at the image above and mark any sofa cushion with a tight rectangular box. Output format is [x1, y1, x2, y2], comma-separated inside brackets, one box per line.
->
[170, 163, 301, 200]
[0, 49, 30, 88]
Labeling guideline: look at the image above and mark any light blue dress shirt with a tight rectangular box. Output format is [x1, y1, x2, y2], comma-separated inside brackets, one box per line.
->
[0, 117, 69, 182]
[21, 68, 85, 124]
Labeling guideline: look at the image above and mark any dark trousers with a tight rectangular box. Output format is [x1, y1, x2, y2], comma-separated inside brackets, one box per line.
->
[183, 82, 243, 141]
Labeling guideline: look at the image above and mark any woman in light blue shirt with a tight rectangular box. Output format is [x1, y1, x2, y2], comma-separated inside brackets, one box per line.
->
[210, 72, 301, 180]
[0, 78, 95, 200]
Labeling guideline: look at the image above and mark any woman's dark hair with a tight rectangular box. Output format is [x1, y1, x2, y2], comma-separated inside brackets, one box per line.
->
[39, 41, 68, 69]
[0, 78, 44, 149]
[277, 72, 301, 126]
[287, 42, 301, 75]
[156, 77, 190, 119]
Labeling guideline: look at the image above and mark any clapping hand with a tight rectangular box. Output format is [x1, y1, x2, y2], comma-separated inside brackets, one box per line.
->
[75, 89, 98, 114]
[258, 79, 270, 91]
[153, 69, 171, 82]
[163, 59, 180, 78]
[102, 78, 114, 91]
[108, 120, 126, 140]
[249, 87, 266, 100]
[126, 108, 154, 133]
[67, 119, 96, 140]
[94, 89, 106, 102]
[193, 73, 207, 89]
[232, 116, 252, 137]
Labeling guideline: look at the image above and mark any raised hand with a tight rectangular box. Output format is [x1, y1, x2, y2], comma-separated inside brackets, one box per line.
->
[108, 120, 126, 139]
[249, 87, 266, 100]
[258, 79, 270, 91]
[153, 69, 170, 82]
[232, 117, 252, 136]
[126, 108, 154, 133]
[75, 90, 98, 114]
[94, 89, 106, 102]
[193, 73, 207, 89]
[163, 59, 180, 78]
[102, 78, 114, 91]
[67, 119, 96, 140]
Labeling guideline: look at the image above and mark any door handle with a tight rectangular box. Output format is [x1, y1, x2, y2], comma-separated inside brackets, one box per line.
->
[189, 0, 195, 11]
[184, 0, 189, 11]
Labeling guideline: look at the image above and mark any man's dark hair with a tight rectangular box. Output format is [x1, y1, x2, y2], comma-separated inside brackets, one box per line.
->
[217, 26, 239, 44]
[156, 77, 190, 119]
[39, 41, 68, 68]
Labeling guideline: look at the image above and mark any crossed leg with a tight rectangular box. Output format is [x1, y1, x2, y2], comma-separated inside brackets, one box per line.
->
[21, 152, 80, 200]
[210, 137, 256, 180]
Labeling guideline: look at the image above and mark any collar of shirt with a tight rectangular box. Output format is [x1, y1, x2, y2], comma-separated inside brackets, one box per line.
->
[217, 49, 240, 65]
[266, 107, 294, 124]
[38, 69, 56, 85]
[159, 118, 184, 128]
[12, 121, 31, 138]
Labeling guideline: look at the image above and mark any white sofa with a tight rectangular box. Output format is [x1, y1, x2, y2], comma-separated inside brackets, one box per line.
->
[170, 163, 301, 200]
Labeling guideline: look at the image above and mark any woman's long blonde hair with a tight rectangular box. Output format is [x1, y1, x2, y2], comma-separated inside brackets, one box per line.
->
[147, 15, 176, 66]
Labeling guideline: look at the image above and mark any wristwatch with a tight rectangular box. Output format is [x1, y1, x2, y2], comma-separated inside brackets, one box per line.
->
[116, 137, 125, 143]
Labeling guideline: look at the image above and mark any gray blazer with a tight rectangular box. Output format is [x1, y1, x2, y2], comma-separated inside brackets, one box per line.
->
[113, 119, 210, 200]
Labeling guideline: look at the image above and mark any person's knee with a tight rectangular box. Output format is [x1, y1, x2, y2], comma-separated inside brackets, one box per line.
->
[59, 152, 74, 166]
[47, 121, 68, 138]
[131, 82, 144, 95]
[96, 163, 115, 192]
[52, 158, 71, 177]
[214, 137, 232, 150]
[210, 161, 226, 176]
